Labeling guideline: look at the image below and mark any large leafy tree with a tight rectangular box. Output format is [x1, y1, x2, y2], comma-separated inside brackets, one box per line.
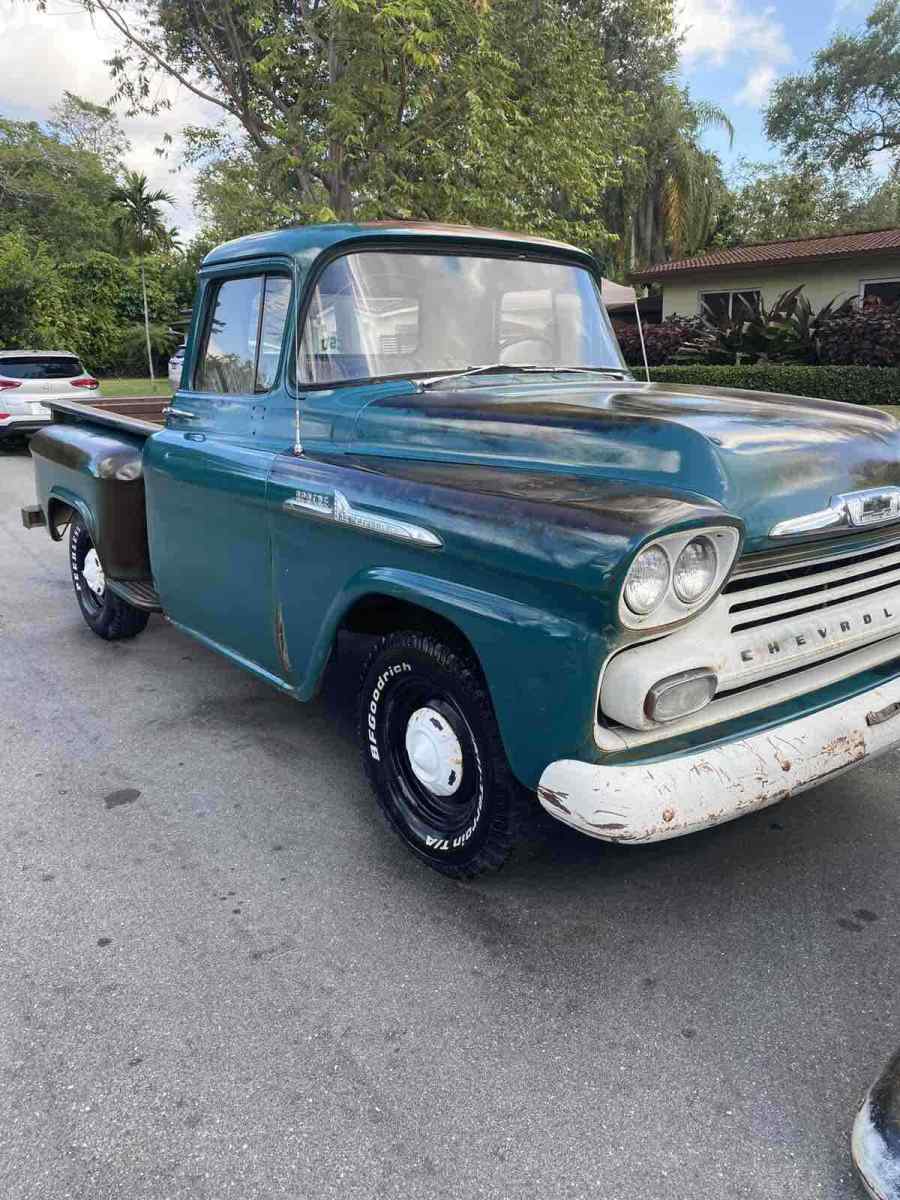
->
[110, 170, 175, 382]
[0, 116, 119, 256]
[39, 0, 637, 248]
[717, 160, 900, 246]
[766, 0, 900, 171]
[47, 90, 130, 173]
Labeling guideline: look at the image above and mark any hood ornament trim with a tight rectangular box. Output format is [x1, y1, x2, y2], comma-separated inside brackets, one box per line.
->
[771, 487, 900, 538]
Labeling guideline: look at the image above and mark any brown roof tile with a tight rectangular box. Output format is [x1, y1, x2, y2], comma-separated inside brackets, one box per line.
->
[631, 227, 900, 282]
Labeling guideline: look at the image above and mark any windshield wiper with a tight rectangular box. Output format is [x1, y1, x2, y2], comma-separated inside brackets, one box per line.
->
[419, 363, 628, 389]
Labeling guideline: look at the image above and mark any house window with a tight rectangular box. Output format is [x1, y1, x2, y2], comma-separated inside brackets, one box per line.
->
[699, 290, 761, 320]
[861, 279, 900, 308]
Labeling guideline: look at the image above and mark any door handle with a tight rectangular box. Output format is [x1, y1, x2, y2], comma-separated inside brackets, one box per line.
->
[163, 406, 197, 420]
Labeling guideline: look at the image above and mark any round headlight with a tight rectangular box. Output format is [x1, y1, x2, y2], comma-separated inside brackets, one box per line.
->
[624, 545, 670, 615]
[673, 536, 718, 604]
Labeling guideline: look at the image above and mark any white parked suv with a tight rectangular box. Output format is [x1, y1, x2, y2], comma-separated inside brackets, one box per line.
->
[0, 351, 99, 445]
[168, 343, 186, 387]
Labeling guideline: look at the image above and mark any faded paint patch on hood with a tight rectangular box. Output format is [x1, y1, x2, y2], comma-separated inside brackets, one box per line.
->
[353, 378, 900, 551]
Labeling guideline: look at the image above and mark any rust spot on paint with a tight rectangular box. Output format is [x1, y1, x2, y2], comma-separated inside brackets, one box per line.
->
[774, 750, 792, 773]
[822, 730, 866, 764]
[690, 760, 716, 776]
[274, 603, 292, 675]
[538, 786, 570, 814]
[662, 808, 675, 823]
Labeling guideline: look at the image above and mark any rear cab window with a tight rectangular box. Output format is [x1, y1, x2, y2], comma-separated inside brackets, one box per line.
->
[193, 274, 291, 394]
[0, 356, 84, 379]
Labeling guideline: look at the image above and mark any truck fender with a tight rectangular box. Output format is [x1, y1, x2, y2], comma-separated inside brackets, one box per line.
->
[29, 423, 151, 580]
[303, 567, 602, 789]
[45, 486, 97, 543]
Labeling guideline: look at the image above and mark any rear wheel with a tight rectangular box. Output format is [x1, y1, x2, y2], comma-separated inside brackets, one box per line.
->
[69, 516, 149, 640]
[359, 631, 529, 878]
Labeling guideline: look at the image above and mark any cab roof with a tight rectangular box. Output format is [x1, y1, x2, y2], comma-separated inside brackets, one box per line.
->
[201, 220, 595, 270]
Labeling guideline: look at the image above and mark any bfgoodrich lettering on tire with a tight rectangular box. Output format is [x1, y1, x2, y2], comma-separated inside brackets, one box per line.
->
[359, 631, 529, 878]
[69, 516, 150, 641]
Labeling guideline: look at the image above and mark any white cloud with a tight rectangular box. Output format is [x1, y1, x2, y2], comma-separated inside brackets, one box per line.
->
[735, 63, 778, 106]
[0, 1, 223, 236]
[677, 0, 792, 109]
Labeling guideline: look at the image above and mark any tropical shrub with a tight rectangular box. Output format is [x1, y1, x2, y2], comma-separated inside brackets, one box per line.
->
[676, 287, 855, 366]
[117, 322, 181, 374]
[817, 302, 900, 368]
[612, 317, 701, 367]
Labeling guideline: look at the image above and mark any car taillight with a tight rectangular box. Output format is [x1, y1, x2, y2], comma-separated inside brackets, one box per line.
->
[0, 379, 22, 390]
[71, 377, 99, 389]
[0, 413, 9, 419]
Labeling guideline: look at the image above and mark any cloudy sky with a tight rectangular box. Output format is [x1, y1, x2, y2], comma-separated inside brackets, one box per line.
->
[0, 0, 879, 237]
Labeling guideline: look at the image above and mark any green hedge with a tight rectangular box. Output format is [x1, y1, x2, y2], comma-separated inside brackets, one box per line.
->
[645, 365, 900, 406]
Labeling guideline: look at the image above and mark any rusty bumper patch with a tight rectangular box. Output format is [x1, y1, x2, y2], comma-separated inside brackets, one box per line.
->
[537, 679, 900, 845]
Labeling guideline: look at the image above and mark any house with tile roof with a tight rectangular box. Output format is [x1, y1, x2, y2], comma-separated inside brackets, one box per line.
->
[630, 228, 900, 321]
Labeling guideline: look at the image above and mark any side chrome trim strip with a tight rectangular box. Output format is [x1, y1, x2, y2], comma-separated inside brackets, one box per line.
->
[284, 488, 443, 548]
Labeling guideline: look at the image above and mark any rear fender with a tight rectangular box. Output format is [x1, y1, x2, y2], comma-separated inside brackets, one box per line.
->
[30, 424, 151, 579]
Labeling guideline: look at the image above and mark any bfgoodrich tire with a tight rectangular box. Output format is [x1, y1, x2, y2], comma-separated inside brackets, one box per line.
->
[359, 631, 528, 878]
[69, 516, 150, 641]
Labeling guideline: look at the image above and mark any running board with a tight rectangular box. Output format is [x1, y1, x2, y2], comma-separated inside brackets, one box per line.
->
[106, 578, 163, 612]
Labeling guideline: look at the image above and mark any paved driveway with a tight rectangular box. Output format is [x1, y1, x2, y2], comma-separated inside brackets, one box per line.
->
[1, 446, 896, 1199]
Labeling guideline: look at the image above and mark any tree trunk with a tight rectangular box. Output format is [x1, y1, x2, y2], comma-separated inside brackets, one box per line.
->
[140, 254, 155, 385]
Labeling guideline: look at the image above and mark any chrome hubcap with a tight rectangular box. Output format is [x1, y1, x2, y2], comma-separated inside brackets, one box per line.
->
[82, 548, 105, 599]
[404, 706, 464, 797]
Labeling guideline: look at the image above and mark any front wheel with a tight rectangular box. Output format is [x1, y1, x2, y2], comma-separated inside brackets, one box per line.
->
[69, 517, 150, 641]
[359, 632, 528, 878]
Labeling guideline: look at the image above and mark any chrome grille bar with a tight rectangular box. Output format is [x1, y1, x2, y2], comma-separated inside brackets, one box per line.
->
[724, 535, 900, 633]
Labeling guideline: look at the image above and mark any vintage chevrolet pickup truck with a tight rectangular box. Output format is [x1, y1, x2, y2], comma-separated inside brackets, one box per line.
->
[20, 221, 900, 876]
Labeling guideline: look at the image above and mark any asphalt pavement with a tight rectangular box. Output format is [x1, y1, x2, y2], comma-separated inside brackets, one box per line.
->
[1, 444, 897, 1200]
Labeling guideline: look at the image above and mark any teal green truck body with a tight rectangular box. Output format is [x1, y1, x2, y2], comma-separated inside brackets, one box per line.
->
[24, 222, 900, 867]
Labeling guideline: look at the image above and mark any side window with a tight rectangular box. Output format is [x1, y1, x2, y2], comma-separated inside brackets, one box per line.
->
[256, 276, 292, 390]
[194, 274, 291, 394]
[862, 279, 900, 307]
[700, 289, 761, 320]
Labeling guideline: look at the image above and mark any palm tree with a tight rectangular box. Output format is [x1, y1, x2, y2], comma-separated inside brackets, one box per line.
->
[110, 171, 175, 383]
[603, 90, 734, 273]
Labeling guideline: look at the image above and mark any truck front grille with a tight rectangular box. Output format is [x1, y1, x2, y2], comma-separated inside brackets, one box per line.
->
[724, 535, 900, 635]
[596, 532, 900, 750]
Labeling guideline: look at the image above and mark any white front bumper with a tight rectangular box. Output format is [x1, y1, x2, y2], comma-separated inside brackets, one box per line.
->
[538, 677, 900, 843]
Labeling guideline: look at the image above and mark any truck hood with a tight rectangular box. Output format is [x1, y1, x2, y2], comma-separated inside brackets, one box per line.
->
[353, 379, 900, 552]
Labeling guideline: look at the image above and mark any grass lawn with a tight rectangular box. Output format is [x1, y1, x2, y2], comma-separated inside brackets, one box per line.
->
[100, 377, 173, 399]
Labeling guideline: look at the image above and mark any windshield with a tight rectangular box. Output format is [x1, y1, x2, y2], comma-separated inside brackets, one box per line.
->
[297, 250, 624, 386]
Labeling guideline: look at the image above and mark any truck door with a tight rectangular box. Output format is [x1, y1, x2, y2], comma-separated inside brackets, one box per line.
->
[143, 268, 292, 680]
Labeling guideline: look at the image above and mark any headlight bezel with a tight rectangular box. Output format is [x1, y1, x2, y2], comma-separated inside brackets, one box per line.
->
[618, 525, 742, 632]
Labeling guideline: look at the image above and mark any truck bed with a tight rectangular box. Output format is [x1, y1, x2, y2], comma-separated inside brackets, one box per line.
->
[44, 395, 167, 437]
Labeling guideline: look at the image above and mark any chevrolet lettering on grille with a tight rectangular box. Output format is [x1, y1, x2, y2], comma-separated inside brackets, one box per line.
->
[733, 591, 900, 680]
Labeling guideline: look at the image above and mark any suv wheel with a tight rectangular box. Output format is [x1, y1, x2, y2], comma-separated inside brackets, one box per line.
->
[69, 516, 150, 640]
[359, 632, 528, 878]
